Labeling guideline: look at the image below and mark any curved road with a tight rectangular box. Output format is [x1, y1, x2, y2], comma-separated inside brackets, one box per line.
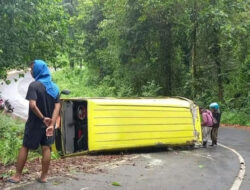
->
[0, 71, 32, 119]
[1, 72, 249, 190]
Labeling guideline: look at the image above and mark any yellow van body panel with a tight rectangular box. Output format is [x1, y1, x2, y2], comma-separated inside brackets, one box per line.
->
[88, 98, 202, 151]
[51, 143, 57, 153]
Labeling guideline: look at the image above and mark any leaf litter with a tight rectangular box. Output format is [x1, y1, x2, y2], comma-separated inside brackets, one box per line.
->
[0, 154, 127, 189]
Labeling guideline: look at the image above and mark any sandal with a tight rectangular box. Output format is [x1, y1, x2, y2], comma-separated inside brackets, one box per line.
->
[7, 178, 20, 184]
[36, 178, 47, 183]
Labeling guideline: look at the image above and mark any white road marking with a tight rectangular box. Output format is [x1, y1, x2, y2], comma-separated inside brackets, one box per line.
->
[193, 153, 215, 161]
[218, 143, 246, 190]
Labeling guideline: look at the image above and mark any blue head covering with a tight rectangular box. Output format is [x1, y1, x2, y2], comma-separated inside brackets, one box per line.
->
[209, 102, 219, 110]
[33, 60, 59, 99]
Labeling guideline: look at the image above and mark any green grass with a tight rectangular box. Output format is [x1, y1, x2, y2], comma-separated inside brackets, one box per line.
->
[52, 68, 99, 98]
[0, 113, 40, 165]
[53, 67, 122, 98]
[0, 113, 25, 165]
[52, 68, 163, 98]
[221, 110, 250, 126]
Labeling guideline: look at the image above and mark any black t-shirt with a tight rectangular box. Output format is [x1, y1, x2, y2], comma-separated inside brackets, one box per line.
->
[212, 112, 221, 128]
[26, 81, 59, 128]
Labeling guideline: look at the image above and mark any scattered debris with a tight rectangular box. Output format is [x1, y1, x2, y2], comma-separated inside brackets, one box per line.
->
[22, 168, 29, 174]
[0, 154, 127, 189]
[112, 181, 121, 186]
[52, 180, 62, 186]
[221, 124, 250, 130]
[80, 187, 89, 190]
[198, 165, 204, 169]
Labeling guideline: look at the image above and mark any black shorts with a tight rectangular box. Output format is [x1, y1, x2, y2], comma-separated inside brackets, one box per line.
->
[23, 124, 55, 150]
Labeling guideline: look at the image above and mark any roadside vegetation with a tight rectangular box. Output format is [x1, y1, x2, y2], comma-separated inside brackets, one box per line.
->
[221, 110, 250, 126]
[53, 67, 161, 98]
[0, 113, 25, 165]
[0, 113, 41, 166]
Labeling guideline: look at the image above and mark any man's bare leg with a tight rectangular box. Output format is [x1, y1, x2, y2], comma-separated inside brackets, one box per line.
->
[10, 146, 29, 182]
[40, 146, 51, 182]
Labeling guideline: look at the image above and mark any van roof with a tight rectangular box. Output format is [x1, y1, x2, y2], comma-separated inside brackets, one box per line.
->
[61, 97, 194, 108]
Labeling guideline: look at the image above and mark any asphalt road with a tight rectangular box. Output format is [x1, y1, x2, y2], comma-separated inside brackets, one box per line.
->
[1, 72, 249, 190]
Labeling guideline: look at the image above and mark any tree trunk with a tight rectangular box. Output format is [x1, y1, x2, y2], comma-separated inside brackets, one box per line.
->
[213, 33, 224, 102]
[159, 25, 173, 96]
[191, 0, 198, 99]
[70, 56, 74, 68]
[53, 63, 57, 71]
[210, 0, 224, 102]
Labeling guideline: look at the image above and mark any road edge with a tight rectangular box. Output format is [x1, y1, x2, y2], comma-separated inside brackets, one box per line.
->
[218, 143, 246, 190]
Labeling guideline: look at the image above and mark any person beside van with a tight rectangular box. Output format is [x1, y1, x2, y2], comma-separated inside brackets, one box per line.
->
[9, 60, 60, 184]
[200, 108, 214, 147]
[209, 102, 221, 146]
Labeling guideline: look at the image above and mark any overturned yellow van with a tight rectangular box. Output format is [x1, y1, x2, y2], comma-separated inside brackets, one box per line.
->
[54, 97, 202, 156]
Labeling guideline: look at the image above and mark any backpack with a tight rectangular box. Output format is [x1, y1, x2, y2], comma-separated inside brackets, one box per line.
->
[203, 110, 216, 127]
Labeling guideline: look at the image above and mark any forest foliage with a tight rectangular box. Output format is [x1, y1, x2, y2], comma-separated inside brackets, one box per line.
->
[0, 0, 249, 123]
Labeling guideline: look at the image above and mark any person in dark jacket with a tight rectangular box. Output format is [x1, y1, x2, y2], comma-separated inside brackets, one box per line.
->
[9, 60, 60, 183]
[209, 102, 221, 146]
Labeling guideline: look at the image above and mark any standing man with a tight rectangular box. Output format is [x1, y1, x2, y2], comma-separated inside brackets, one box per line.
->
[9, 60, 60, 183]
[200, 108, 214, 147]
[209, 102, 221, 146]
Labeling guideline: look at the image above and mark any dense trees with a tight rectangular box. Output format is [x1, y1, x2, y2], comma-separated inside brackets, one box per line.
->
[0, 0, 69, 78]
[0, 0, 249, 113]
[71, 0, 249, 109]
